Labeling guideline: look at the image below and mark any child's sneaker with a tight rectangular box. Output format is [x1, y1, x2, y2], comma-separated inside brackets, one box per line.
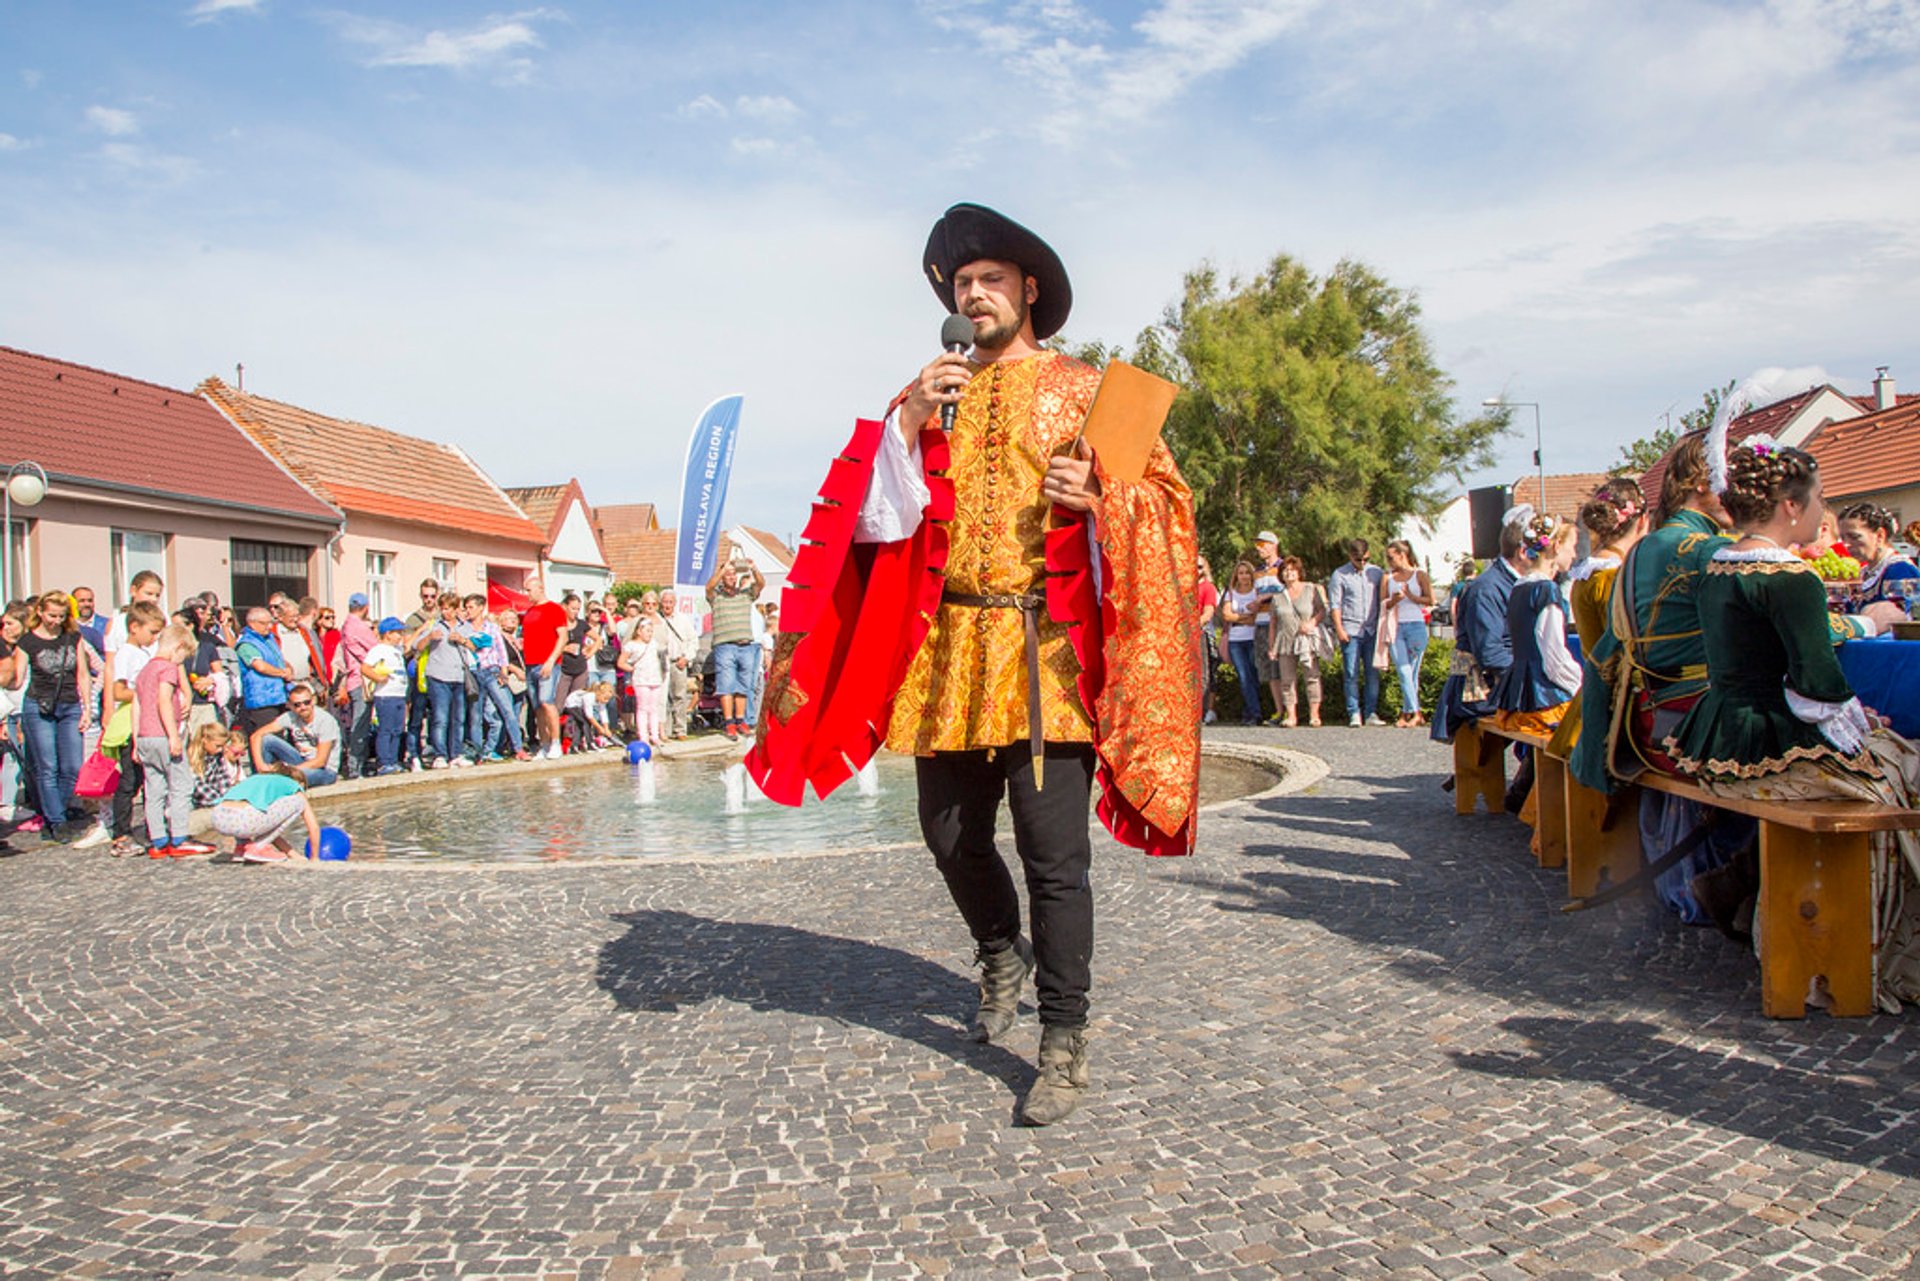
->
[171, 841, 215, 857]
[239, 843, 288, 863]
[110, 835, 143, 859]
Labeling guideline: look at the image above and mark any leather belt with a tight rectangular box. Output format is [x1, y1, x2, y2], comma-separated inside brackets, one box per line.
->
[942, 588, 1047, 789]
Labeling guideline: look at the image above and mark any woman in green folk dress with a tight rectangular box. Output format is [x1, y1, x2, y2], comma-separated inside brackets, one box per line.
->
[1664, 438, 1920, 1011]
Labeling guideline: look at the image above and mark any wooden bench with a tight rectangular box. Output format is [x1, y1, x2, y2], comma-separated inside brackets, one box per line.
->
[1458, 720, 1641, 894]
[1454, 718, 1920, 1018]
[1635, 770, 1920, 1018]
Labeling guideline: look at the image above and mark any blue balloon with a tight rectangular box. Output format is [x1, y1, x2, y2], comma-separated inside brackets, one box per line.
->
[306, 825, 352, 861]
[626, 741, 652, 764]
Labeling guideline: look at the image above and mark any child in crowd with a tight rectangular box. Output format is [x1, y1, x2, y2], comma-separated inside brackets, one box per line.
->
[190, 722, 250, 810]
[89, 599, 166, 857]
[624, 617, 668, 747]
[209, 765, 320, 865]
[132, 624, 214, 858]
[564, 682, 617, 752]
[362, 617, 410, 776]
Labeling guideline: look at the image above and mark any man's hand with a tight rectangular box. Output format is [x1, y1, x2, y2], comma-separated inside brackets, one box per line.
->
[901, 351, 974, 433]
[1043, 440, 1101, 513]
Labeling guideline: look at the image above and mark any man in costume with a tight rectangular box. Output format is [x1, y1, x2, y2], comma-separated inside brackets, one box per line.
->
[747, 203, 1202, 1126]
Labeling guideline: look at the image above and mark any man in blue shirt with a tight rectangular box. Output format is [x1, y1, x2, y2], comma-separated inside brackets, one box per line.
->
[235, 606, 294, 741]
[1328, 539, 1385, 727]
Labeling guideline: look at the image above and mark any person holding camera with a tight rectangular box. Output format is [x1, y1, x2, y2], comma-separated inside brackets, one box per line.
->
[706, 544, 765, 741]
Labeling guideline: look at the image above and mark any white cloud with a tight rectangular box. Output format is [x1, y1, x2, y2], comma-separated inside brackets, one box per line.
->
[734, 95, 800, 123]
[95, 143, 200, 184]
[0, 133, 24, 152]
[329, 9, 562, 81]
[85, 105, 140, 136]
[187, 0, 263, 23]
[675, 93, 728, 120]
[21, 70, 43, 90]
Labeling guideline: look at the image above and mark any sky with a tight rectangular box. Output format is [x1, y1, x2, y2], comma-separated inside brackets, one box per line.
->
[5, 0, 1920, 545]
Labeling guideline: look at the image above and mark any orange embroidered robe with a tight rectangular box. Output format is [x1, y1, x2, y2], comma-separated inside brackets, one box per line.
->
[747, 350, 1204, 855]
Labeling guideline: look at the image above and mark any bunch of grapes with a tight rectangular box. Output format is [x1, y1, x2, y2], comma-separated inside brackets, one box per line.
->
[1810, 550, 1862, 581]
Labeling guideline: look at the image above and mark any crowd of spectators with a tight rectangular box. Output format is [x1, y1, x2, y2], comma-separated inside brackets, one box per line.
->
[0, 543, 777, 856]
[1206, 531, 1435, 730]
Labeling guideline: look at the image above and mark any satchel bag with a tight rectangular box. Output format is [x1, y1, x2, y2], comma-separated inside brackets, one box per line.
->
[74, 749, 122, 799]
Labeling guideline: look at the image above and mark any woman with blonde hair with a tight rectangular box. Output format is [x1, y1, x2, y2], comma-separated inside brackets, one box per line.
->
[1490, 512, 1579, 850]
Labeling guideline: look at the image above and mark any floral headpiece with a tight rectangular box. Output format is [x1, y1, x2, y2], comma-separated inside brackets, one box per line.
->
[1744, 432, 1779, 459]
[1523, 514, 1559, 557]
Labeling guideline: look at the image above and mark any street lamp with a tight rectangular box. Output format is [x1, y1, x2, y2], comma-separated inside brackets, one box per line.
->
[3, 461, 48, 604]
[1483, 398, 1544, 510]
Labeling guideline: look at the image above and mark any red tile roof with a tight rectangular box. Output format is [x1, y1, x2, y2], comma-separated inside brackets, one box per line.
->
[0, 345, 338, 523]
[601, 527, 677, 587]
[200, 377, 543, 548]
[1508, 473, 1611, 523]
[505, 478, 612, 566]
[595, 503, 658, 534]
[1640, 388, 1831, 499]
[505, 483, 569, 532]
[1808, 400, 1920, 501]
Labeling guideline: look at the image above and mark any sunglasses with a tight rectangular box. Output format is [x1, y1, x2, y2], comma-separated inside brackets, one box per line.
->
[289, 699, 314, 709]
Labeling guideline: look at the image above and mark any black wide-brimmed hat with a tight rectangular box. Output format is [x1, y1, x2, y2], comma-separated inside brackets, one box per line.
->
[923, 202, 1072, 340]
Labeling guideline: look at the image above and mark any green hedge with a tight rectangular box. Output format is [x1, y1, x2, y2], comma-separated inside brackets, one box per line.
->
[1212, 634, 1454, 723]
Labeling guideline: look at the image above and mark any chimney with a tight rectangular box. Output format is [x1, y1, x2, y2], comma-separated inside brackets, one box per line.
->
[1874, 365, 1895, 411]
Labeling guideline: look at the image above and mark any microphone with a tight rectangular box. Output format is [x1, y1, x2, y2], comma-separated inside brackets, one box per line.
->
[939, 313, 974, 431]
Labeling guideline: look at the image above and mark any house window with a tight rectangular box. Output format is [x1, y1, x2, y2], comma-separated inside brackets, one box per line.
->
[432, 558, 459, 592]
[3, 517, 29, 602]
[230, 540, 310, 611]
[366, 551, 397, 620]
[110, 529, 168, 608]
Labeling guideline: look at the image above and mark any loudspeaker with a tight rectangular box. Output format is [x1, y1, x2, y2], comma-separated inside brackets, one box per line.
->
[1468, 485, 1511, 559]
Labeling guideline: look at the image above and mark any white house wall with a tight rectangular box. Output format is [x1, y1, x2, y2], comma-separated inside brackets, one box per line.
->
[549, 497, 609, 569]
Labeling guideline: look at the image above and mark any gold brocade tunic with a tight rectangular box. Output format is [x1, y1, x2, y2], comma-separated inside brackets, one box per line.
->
[886, 351, 1097, 754]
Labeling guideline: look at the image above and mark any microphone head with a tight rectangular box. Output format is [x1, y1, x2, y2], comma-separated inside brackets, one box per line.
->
[940, 314, 976, 350]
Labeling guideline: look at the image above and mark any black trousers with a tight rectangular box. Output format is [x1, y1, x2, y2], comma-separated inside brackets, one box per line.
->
[916, 742, 1095, 1029]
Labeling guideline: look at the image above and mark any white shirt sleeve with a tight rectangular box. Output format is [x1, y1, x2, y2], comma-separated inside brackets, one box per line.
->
[1535, 603, 1582, 696]
[854, 415, 931, 545]
[1783, 686, 1872, 756]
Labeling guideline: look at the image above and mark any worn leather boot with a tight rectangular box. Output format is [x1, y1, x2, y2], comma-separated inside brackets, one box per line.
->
[1020, 1024, 1090, 1126]
[973, 936, 1034, 1043]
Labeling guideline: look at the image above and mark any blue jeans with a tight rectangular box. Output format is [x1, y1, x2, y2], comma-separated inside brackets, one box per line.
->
[20, 700, 84, 825]
[1341, 632, 1381, 720]
[712, 641, 758, 699]
[372, 695, 407, 771]
[427, 677, 469, 762]
[343, 689, 373, 779]
[1226, 637, 1262, 723]
[1390, 620, 1429, 715]
[468, 666, 522, 756]
[258, 734, 339, 788]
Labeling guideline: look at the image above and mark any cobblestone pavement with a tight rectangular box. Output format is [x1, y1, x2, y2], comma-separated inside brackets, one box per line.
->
[2, 727, 1917, 1279]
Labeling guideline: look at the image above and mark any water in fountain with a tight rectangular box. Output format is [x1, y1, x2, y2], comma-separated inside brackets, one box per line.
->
[723, 762, 748, 815]
[856, 758, 880, 797]
[635, 759, 656, 804]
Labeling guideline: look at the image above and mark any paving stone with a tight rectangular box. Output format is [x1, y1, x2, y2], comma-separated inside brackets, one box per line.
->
[0, 726, 1916, 1277]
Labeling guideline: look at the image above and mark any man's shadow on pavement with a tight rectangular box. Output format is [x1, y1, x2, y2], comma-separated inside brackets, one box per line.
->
[1450, 1015, 1920, 1179]
[595, 909, 1034, 1096]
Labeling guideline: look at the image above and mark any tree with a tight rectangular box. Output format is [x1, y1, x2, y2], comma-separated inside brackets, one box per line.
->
[1680, 378, 1738, 434]
[1610, 378, 1735, 476]
[1080, 256, 1505, 575]
[1610, 425, 1679, 476]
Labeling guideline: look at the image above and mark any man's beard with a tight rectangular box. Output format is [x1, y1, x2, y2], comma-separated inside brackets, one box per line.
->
[969, 294, 1030, 352]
